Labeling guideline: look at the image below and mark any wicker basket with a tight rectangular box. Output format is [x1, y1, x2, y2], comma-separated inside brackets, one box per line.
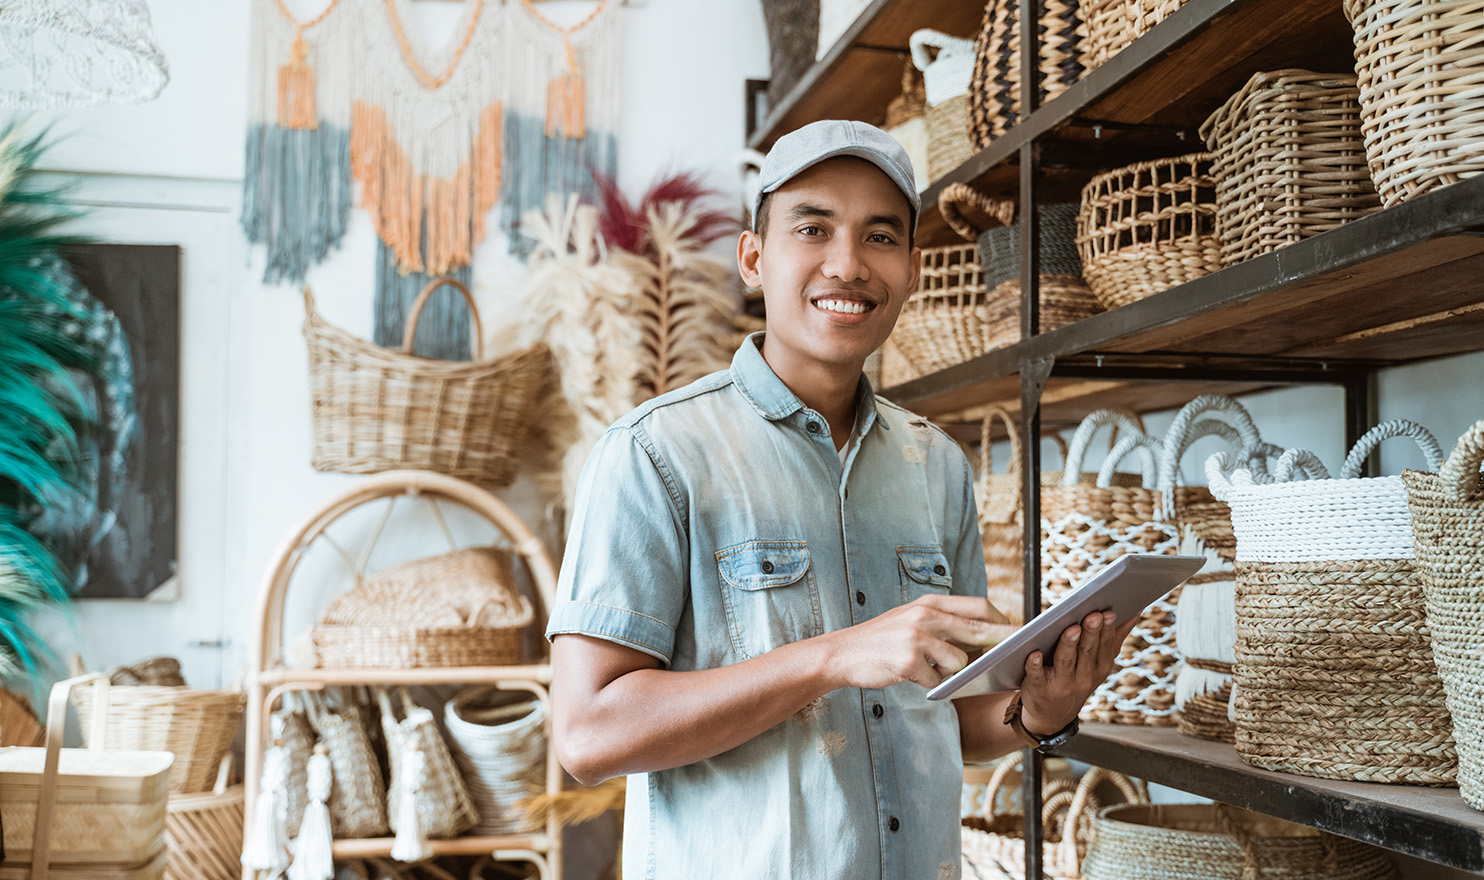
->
[379, 687, 480, 839]
[969, 0, 1090, 147]
[926, 94, 974, 182]
[164, 757, 242, 880]
[913, 29, 977, 182]
[70, 679, 244, 795]
[1346, 0, 1484, 206]
[1083, 803, 1399, 880]
[1404, 421, 1484, 810]
[1081, 0, 1135, 72]
[303, 281, 549, 488]
[445, 687, 549, 834]
[1207, 421, 1459, 784]
[0, 674, 173, 871]
[1200, 70, 1381, 266]
[885, 61, 931, 193]
[1077, 153, 1223, 309]
[962, 755, 1148, 880]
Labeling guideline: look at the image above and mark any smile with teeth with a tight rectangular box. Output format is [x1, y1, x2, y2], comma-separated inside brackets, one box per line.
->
[813, 298, 874, 315]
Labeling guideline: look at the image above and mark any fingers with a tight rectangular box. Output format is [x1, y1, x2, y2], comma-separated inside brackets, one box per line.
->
[923, 641, 970, 677]
[910, 593, 1011, 626]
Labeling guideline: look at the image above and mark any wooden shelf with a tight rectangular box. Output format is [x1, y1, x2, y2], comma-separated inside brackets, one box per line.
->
[747, 0, 984, 151]
[330, 834, 551, 858]
[256, 665, 553, 687]
[1056, 723, 1484, 871]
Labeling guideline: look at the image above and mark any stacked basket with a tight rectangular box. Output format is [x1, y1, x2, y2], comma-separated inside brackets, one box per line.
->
[911, 29, 978, 182]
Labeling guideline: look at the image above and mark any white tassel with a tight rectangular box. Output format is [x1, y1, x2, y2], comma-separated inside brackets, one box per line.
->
[390, 744, 430, 862]
[242, 746, 293, 873]
[288, 745, 334, 880]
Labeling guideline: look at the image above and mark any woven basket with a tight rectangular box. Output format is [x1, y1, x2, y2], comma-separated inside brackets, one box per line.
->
[1080, 0, 1135, 72]
[885, 61, 931, 193]
[302, 691, 388, 838]
[164, 757, 242, 880]
[0, 686, 43, 747]
[962, 755, 1148, 880]
[1345, 0, 1484, 205]
[1077, 153, 1223, 309]
[1083, 803, 1399, 880]
[912, 29, 977, 182]
[1404, 421, 1484, 810]
[969, 0, 1089, 147]
[927, 94, 975, 182]
[1207, 421, 1459, 784]
[1200, 70, 1381, 266]
[71, 680, 244, 795]
[445, 687, 548, 834]
[380, 687, 480, 839]
[1132, 0, 1193, 40]
[303, 281, 549, 488]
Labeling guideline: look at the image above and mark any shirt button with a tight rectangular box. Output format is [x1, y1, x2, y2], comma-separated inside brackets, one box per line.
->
[872, 702, 883, 718]
[855, 591, 865, 606]
[889, 816, 900, 833]
[933, 564, 947, 575]
[760, 560, 774, 574]
[806, 420, 822, 434]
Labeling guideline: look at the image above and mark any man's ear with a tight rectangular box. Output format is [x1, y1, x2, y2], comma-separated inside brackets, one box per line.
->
[737, 229, 764, 288]
[908, 245, 922, 292]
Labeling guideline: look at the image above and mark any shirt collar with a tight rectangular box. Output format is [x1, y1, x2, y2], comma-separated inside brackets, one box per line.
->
[730, 332, 883, 437]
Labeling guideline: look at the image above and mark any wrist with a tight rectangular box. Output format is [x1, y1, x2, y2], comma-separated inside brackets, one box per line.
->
[1004, 692, 1079, 752]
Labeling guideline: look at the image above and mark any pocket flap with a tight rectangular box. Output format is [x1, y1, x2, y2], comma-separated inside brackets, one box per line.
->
[717, 542, 811, 591]
[897, 546, 952, 588]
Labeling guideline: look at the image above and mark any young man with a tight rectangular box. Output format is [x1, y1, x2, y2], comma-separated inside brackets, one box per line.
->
[546, 120, 1137, 878]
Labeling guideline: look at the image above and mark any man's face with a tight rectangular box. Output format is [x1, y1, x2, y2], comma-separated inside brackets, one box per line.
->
[738, 156, 920, 373]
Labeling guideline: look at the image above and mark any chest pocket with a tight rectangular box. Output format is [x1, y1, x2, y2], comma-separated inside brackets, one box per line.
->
[898, 545, 952, 605]
[716, 541, 822, 660]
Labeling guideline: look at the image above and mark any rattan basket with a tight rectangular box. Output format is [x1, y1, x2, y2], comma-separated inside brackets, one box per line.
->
[1077, 153, 1223, 309]
[303, 281, 549, 488]
[926, 94, 974, 182]
[1346, 0, 1484, 205]
[70, 679, 244, 795]
[1200, 70, 1381, 266]
[163, 757, 242, 880]
[969, 0, 1090, 147]
[445, 687, 549, 834]
[912, 29, 977, 182]
[1207, 421, 1459, 784]
[1083, 803, 1399, 880]
[1404, 422, 1484, 810]
[1080, 0, 1135, 72]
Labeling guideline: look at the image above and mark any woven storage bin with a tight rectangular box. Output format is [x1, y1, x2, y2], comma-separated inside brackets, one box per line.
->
[962, 755, 1148, 880]
[969, 0, 1089, 147]
[1080, 0, 1135, 72]
[1207, 420, 1459, 784]
[0, 674, 173, 870]
[1200, 70, 1381, 266]
[313, 545, 534, 669]
[1132, 0, 1193, 40]
[1346, 0, 1484, 205]
[927, 94, 974, 182]
[890, 243, 988, 376]
[912, 29, 977, 182]
[0, 850, 167, 880]
[885, 61, 931, 193]
[1404, 421, 1484, 810]
[303, 281, 549, 488]
[70, 679, 243, 795]
[446, 687, 548, 834]
[163, 758, 242, 880]
[1077, 153, 1223, 310]
[1082, 803, 1398, 880]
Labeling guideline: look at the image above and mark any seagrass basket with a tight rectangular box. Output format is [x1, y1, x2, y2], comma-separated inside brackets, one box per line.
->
[70, 678, 244, 794]
[1077, 153, 1223, 309]
[969, 0, 1090, 146]
[163, 757, 242, 880]
[1080, 0, 1135, 72]
[1083, 803, 1399, 880]
[303, 281, 549, 488]
[445, 687, 549, 834]
[1404, 421, 1484, 810]
[912, 29, 977, 182]
[1200, 70, 1381, 266]
[1207, 421, 1459, 784]
[1346, 0, 1484, 205]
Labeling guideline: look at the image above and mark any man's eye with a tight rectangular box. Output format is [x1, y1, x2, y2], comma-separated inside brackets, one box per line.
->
[869, 233, 897, 244]
[799, 225, 824, 236]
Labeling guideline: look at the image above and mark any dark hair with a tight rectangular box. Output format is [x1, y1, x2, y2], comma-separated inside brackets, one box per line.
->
[753, 188, 916, 248]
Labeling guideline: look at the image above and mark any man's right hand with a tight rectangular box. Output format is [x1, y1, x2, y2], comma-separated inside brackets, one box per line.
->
[820, 595, 1015, 691]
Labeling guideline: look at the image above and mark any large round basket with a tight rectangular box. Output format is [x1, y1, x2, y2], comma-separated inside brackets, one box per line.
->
[1345, 0, 1484, 206]
[1077, 153, 1223, 310]
[164, 759, 242, 880]
[71, 682, 244, 795]
[1082, 803, 1398, 880]
[303, 280, 549, 489]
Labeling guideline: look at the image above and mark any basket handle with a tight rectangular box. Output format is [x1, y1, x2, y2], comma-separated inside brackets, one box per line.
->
[1440, 421, 1484, 503]
[909, 28, 973, 71]
[938, 183, 1015, 241]
[1157, 396, 1261, 493]
[979, 752, 1023, 819]
[35, 673, 112, 880]
[402, 277, 484, 360]
[978, 406, 1021, 485]
[1056, 767, 1148, 875]
[1340, 419, 1444, 479]
[1095, 433, 1161, 489]
[1062, 410, 1150, 486]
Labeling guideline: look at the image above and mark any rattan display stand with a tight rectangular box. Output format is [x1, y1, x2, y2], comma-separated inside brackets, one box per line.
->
[243, 470, 562, 880]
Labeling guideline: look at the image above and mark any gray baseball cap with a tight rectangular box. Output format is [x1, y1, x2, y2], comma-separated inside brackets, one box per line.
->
[755, 119, 920, 234]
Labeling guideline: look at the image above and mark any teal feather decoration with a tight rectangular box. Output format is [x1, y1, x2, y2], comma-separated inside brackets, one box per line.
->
[0, 124, 94, 681]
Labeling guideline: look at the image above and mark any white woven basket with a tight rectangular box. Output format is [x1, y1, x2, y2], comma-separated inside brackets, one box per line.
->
[911, 29, 976, 106]
[444, 688, 548, 835]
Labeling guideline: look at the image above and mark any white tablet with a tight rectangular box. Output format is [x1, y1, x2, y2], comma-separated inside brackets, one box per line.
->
[925, 554, 1205, 701]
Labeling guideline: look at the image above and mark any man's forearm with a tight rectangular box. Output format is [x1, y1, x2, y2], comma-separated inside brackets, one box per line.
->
[954, 691, 1024, 764]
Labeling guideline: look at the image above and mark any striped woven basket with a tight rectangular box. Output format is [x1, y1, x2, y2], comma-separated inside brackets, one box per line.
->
[969, 0, 1090, 147]
[1404, 421, 1484, 810]
[1207, 420, 1459, 784]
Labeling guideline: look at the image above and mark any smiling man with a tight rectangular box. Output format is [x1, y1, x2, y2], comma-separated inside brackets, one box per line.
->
[546, 120, 1136, 879]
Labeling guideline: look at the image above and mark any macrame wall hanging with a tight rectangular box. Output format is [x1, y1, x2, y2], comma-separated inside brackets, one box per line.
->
[503, 0, 621, 255]
[244, 0, 356, 284]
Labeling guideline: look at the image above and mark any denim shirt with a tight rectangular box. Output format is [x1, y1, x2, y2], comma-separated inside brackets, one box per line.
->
[547, 334, 988, 880]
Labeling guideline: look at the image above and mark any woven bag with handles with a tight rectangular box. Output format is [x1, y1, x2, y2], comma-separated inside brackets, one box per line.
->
[1404, 420, 1484, 810]
[378, 687, 479, 839]
[302, 689, 388, 838]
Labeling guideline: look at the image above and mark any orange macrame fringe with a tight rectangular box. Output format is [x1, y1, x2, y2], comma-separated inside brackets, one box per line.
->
[277, 36, 318, 130]
[351, 101, 504, 275]
[546, 73, 586, 139]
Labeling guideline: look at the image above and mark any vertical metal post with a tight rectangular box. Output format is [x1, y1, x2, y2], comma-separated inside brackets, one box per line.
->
[1343, 369, 1380, 476]
[1017, 0, 1045, 871]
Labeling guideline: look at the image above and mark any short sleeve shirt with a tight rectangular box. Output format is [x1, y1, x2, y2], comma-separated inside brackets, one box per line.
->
[546, 333, 989, 880]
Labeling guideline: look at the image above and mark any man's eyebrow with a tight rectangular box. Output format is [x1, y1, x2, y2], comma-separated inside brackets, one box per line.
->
[784, 204, 836, 222]
[868, 214, 906, 233]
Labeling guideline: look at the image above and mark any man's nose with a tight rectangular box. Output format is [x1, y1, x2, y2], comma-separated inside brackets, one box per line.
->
[821, 236, 869, 282]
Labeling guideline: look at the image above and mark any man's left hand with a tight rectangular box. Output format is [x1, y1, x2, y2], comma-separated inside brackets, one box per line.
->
[1017, 610, 1139, 736]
